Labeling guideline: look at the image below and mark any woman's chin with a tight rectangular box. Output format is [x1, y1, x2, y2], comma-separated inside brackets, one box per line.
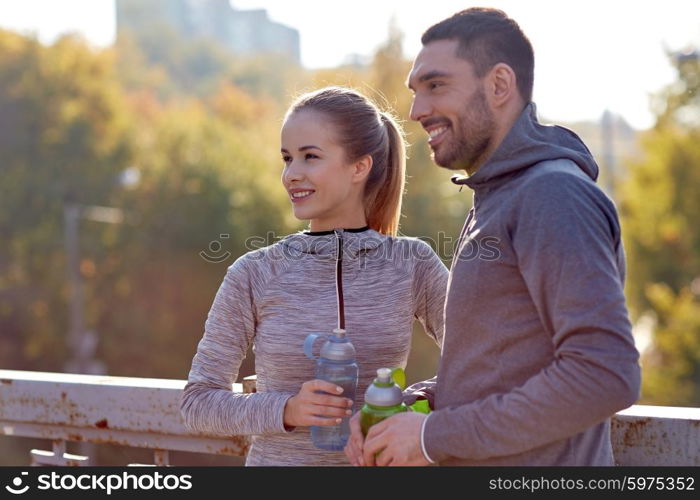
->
[292, 208, 314, 221]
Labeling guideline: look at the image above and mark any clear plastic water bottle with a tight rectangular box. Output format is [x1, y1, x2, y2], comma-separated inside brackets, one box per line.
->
[304, 328, 358, 450]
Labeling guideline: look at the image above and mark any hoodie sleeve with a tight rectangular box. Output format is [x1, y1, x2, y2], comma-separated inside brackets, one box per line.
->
[424, 168, 640, 462]
[180, 255, 295, 436]
[404, 240, 448, 406]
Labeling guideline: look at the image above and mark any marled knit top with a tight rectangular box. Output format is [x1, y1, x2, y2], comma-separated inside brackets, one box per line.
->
[180, 228, 448, 466]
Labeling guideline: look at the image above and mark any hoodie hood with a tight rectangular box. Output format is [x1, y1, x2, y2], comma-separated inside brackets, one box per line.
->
[279, 228, 385, 259]
[451, 103, 599, 190]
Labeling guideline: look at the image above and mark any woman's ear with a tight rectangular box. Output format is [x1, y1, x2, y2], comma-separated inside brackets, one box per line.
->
[352, 155, 373, 184]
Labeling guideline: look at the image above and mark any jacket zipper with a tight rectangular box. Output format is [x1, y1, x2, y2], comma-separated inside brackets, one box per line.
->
[334, 229, 345, 330]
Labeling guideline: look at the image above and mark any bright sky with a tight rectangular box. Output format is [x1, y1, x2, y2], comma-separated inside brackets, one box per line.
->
[1, 0, 699, 129]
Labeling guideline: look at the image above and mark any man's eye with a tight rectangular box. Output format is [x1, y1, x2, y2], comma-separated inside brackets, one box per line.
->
[429, 81, 444, 90]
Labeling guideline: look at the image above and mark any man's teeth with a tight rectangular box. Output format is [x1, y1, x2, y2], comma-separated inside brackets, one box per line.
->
[429, 126, 448, 138]
[292, 191, 313, 198]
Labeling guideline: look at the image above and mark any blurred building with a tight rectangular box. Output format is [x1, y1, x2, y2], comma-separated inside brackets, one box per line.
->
[116, 0, 300, 63]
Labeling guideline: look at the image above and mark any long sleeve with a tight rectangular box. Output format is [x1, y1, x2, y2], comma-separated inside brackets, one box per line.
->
[412, 240, 448, 346]
[180, 256, 294, 436]
[403, 241, 448, 407]
[424, 170, 641, 462]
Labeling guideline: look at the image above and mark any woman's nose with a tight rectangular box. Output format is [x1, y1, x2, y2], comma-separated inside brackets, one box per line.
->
[282, 159, 304, 184]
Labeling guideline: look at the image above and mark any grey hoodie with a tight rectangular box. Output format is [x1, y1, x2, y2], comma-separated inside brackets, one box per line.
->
[416, 103, 641, 465]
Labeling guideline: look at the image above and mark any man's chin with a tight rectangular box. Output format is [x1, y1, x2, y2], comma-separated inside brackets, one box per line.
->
[432, 151, 467, 171]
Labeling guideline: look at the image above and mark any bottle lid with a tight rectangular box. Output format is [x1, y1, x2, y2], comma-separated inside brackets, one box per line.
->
[376, 368, 392, 383]
[319, 329, 356, 361]
[364, 367, 403, 407]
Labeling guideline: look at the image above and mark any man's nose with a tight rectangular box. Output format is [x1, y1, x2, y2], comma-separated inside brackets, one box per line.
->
[409, 95, 431, 123]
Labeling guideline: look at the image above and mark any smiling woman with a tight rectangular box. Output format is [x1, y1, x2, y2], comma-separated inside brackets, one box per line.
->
[180, 85, 449, 466]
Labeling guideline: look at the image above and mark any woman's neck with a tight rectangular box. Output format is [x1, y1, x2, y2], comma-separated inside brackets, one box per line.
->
[309, 216, 368, 233]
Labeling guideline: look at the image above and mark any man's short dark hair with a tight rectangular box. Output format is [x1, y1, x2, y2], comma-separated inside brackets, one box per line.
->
[422, 8, 534, 103]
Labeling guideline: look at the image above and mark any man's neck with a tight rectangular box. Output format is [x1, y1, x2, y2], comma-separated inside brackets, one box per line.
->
[468, 101, 527, 176]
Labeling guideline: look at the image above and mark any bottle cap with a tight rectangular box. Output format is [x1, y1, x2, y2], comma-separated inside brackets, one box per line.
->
[364, 367, 404, 407]
[376, 368, 392, 383]
[319, 329, 356, 361]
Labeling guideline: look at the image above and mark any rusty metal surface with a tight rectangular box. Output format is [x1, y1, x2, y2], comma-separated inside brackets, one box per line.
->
[0, 369, 249, 456]
[242, 375, 257, 394]
[611, 405, 700, 466]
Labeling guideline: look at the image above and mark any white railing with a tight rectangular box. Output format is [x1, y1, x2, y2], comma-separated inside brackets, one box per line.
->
[1, 369, 699, 466]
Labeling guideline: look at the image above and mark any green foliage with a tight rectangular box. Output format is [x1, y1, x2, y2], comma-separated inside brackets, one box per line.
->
[621, 128, 700, 314]
[0, 30, 133, 370]
[620, 49, 700, 406]
[0, 29, 292, 379]
[640, 284, 700, 405]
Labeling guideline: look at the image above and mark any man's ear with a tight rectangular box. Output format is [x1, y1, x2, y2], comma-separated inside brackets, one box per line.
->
[352, 154, 373, 183]
[487, 63, 517, 108]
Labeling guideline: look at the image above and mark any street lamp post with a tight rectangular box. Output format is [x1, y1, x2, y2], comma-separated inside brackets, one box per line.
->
[63, 203, 126, 375]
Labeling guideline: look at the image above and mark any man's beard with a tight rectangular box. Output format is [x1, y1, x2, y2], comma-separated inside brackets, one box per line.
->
[433, 88, 495, 173]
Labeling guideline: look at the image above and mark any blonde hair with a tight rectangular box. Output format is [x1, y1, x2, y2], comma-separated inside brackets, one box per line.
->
[285, 86, 406, 236]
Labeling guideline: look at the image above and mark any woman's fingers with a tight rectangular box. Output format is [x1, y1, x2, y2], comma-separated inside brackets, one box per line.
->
[308, 415, 343, 426]
[301, 380, 353, 409]
[308, 393, 353, 409]
[306, 379, 344, 395]
[311, 404, 353, 418]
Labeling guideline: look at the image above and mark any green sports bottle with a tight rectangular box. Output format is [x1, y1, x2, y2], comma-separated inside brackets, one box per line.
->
[360, 368, 408, 436]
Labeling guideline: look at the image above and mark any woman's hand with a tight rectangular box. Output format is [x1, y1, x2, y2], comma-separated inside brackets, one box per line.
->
[283, 379, 354, 428]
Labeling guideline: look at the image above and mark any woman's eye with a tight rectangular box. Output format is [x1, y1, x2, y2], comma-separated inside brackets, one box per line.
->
[305, 153, 319, 160]
[282, 156, 291, 164]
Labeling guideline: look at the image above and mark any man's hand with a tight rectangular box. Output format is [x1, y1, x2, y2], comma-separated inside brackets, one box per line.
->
[363, 411, 430, 466]
[283, 379, 353, 428]
[344, 412, 365, 465]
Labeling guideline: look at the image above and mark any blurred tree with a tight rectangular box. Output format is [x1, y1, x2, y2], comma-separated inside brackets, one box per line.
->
[620, 48, 700, 405]
[640, 284, 700, 405]
[115, 26, 303, 105]
[0, 30, 133, 370]
[0, 30, 292, 380]
[102, 92, 290, 378]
